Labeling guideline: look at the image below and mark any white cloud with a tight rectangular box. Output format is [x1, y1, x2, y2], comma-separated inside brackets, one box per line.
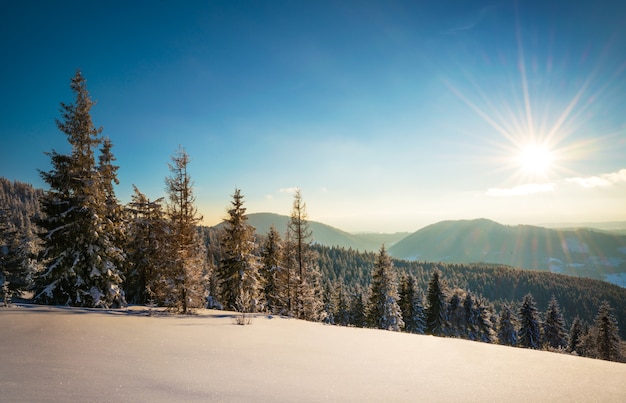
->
[279, 187, 299, 194]
[566, 169, 626, 188]
[321, 187, 328, 193]
[265, 194, 273, 200]
[486, 183, 555, 197]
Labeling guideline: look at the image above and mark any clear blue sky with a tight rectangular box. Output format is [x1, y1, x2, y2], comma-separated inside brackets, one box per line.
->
[1, 0, 625, 232]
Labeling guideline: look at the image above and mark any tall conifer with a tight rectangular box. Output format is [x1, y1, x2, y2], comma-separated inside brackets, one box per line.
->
[34, 71, 125, 308]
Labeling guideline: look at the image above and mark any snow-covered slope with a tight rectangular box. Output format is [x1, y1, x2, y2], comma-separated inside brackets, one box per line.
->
[2, 305, 625, 402]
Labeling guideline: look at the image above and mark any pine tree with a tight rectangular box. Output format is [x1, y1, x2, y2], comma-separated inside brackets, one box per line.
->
[366, 245, 403, 331]
[34, 71, 125, 308]
[473, 296, 495, 343]
[497, 304, 518, 346]
[398, 273, 426, 334]
[567, 316, 584, 354]
[162, 147, 206, 313]
[349, 290, 366, 328]
[259, 225, 286, 314]
[518, 293, 541, 349]
[334, 280, 351, 327]
[425, 270, 447, 336]
[219, 189, 260, 314]
[593, 301, 622, 362]
[286, 189, 321, 320]
[542, 295, 568, 349]
[125, 186, 170, 305]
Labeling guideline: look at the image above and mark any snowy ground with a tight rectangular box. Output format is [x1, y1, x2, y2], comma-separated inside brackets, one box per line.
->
[1, 305, 625, 402]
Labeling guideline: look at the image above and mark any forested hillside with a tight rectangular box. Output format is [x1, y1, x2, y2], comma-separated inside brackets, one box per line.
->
[314, 244, 626, 339]
[0, 177, 43, 233]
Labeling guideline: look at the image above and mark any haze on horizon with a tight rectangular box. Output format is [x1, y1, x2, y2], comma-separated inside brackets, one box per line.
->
[1, 1, 625, 233]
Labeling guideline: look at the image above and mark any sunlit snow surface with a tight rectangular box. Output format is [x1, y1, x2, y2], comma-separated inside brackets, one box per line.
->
[1, 304, 625, 402]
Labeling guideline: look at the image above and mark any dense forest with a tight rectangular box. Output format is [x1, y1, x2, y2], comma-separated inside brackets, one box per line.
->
[1, 71, 624, 363]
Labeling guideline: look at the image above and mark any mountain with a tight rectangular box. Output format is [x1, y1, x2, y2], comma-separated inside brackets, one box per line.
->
[388, 218, 626, 283]
[219, 212, 408, 252]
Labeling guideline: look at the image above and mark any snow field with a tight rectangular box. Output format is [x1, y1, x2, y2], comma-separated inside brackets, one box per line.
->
[1, 305, 625, 402]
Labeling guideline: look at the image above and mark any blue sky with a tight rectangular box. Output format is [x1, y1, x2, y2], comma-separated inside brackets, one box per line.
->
[1, 0, 625, 232]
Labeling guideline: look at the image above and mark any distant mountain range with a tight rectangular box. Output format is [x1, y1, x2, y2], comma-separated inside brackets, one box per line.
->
[229, 213, 626, 287]
[236, 213, 409, 251]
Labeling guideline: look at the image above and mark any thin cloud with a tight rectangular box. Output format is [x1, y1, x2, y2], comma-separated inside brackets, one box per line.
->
[279, 187, 299, 194]
[486, 183, 554, 197]
[566, 169, 626, 188]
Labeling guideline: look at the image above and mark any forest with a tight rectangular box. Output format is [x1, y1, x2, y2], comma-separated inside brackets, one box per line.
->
[1, 71, 624, 363]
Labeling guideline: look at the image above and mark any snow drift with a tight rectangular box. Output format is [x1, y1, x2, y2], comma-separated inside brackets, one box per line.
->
[1, 305, 625, 402]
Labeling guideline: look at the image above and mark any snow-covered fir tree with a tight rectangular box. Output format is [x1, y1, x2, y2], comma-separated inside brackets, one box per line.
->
[398, 273, 426, 334]
[219, 189, 260, 313]
[518, 293, 541, 349]
[34, 71, 125, 308]
[542, 295, 568, 349]
[497, 304, 518, 346]
[425, 270, 447, 336]
[334, 280, 351, 327]
[162, 147, 206, 313]
[444, 290, 464, 337]
[473, 296, 495, 343]
[285, 189, 322, 321]
[125, 186, 170, 305]
[567, 316, 584, 354]
[322, 281, 335, 324]
[349, 289, 366, 328]
[593, 301, 622, 362]
[259, 225, 287, 314]
[366, 245, 404, 331]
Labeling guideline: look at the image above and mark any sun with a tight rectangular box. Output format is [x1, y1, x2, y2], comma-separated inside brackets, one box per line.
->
[516, 144, 553, 175]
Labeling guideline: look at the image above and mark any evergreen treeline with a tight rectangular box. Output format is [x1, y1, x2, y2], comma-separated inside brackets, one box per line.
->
[1, 71, 624, 363]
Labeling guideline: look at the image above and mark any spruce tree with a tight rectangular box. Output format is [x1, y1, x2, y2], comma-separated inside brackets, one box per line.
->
[398, 273, 426, 334]
[125, 186, 170, 305]
[542, 295, 568, 349]
[349, 290, 366, 328]
[567, 316, 584, 354]
[219, 189, 260, 313]
[34, 71, 125, 308]
[497, 304, 518, 346]
[286, 189, 321, 320]
[334, 280, 351, 327]
[593, 301, 622, 361]
[518, 293, 541, 349]
[366, 245, 403, 331]
[425, 270, 447, 336]
[162, 147, 206, 313]
[259, 225, 286, 314]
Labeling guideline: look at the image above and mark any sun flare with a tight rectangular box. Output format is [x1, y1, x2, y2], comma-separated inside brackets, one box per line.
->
[517, 144, 553, 175]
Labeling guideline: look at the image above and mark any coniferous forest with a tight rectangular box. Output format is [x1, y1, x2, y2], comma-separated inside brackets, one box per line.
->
[1, 72, 624, 363]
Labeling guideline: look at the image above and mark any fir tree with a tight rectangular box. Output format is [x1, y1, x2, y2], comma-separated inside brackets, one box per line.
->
[497, 304, 518, 346]
[567, 316, 584, 354]
[34, 71, 125, 308]
[162, 147, 206, 313]
[398, 273, 426, 334]
[259, 225, 286, 314]
[334, 280, 351, 327]
[349, 290, 366, 328]
[425, 270, 447, 336]
[286, 189, 321, 320]
[125, 186, 170, 305]
[542, 295, 568, 349]
[366, 245, 403, 331]
[593, 301, 622, 362]
[518, 293, 541, 349]
[219, 189, 260, 314]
